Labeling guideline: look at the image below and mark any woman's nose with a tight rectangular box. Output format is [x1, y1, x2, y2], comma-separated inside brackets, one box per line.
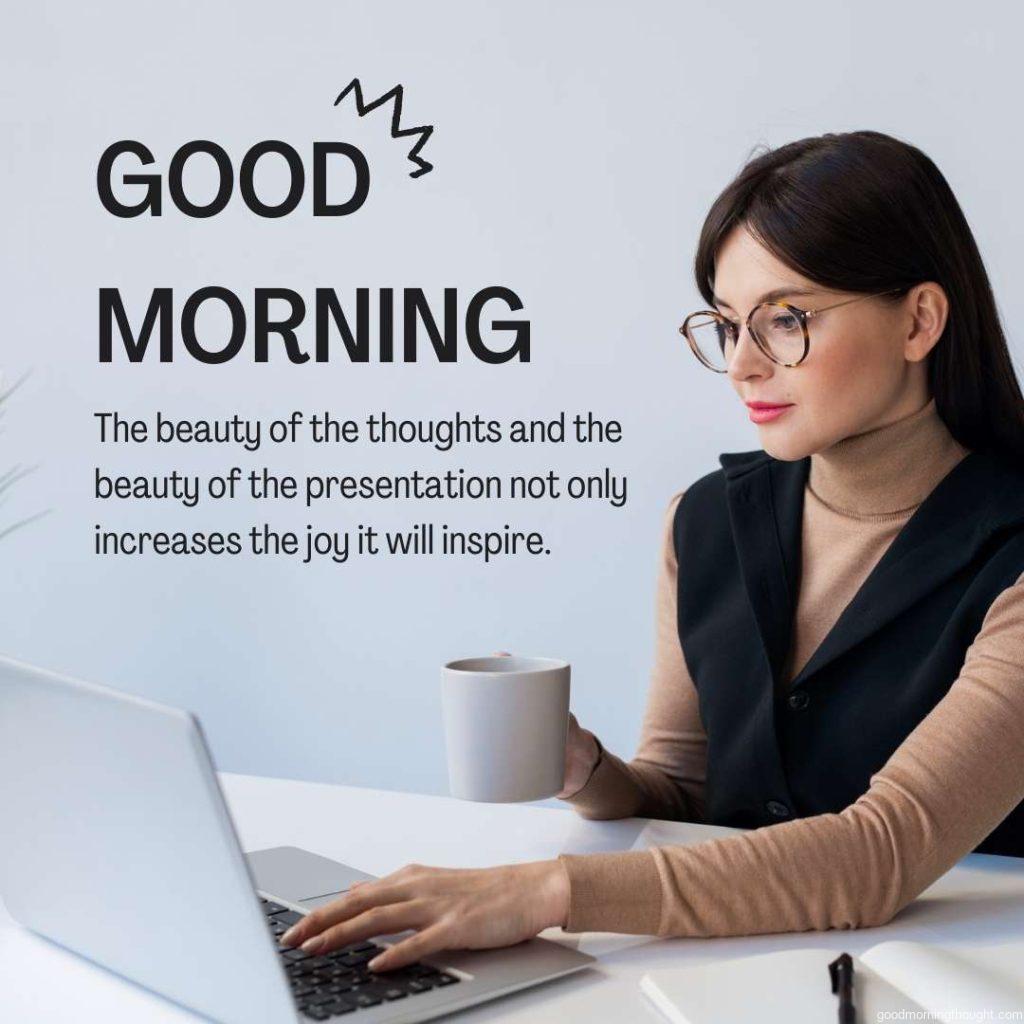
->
[727, 322, 773, 382]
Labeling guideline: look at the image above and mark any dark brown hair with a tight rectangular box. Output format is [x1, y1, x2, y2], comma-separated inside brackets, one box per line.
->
[694, 129, 1024, 464]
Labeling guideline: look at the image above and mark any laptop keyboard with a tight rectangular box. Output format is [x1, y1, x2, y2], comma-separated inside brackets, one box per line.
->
[260, 897, 461, 1019]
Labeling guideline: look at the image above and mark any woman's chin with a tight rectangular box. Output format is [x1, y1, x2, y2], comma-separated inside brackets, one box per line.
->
[758, 431, 809, 463]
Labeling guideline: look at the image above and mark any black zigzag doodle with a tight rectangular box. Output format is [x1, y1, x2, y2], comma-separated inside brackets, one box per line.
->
[334, 78, 434, 179]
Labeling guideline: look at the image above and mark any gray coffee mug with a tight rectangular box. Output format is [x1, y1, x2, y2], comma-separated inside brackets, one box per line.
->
[441, 655, 571, 802]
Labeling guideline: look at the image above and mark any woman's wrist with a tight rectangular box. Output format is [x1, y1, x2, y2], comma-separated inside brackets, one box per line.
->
[537, 858, 571, 929]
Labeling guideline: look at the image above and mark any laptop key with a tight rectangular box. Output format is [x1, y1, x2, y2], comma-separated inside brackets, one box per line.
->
[371, 968, 418, 986]
[436, 972, 460, 985]
[339, 949, 376, 967]
[262, 901, 287, 916]
[408, 963, 441, 977]
[329, 943, 376, 960]
[322, 999, 356, 1016]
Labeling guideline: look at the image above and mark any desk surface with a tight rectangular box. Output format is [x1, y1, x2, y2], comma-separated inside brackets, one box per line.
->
[3, 771, 1024, 1022]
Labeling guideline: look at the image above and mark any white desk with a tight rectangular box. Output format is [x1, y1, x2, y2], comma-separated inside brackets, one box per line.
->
[3, 771, 1024, 1022]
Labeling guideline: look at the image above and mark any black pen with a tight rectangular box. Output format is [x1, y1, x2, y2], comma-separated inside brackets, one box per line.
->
[828, 952, 857, 1024]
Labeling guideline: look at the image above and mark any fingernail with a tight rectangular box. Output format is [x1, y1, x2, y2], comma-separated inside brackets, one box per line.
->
[279, 926, 299, 947]
[368, 955, 384, 970]
[301, 935, 324, 954]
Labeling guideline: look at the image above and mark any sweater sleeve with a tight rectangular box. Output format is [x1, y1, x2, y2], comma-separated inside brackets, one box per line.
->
[558, 489, 708, 823]
[557, 568, 1024, 936]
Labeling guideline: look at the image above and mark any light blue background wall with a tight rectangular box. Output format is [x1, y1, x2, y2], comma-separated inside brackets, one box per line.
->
[2, 1, 1022, 807]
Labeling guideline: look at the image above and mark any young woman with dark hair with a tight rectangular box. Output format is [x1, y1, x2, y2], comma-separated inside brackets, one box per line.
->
[280, 130, 1024, 970]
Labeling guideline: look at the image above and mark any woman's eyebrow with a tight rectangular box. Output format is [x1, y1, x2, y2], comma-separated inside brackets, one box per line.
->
[712, 287, 819, 309]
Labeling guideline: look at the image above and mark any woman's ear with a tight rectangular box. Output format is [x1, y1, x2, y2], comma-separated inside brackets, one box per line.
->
[904, 281, 949, 363]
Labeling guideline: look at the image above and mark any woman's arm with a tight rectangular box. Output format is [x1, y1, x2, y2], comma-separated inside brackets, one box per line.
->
[559, 489, 708, 823]
[557, 568, 1024, 936]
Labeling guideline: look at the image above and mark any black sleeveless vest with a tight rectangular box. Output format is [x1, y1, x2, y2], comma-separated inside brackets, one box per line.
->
[673, 446, 1024, 856]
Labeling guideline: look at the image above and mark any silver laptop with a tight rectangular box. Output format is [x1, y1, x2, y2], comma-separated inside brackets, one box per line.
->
[0, 654, 595, 1023]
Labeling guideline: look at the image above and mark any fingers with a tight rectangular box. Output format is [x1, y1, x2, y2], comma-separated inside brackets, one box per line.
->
[281, 865, 437, 948]
[368, 922, 450, 972]
[303, 899, 433, 957]
[280, 882, 399, 948]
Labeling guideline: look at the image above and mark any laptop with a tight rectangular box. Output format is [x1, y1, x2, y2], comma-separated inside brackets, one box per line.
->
[0, 654, 596, 1023]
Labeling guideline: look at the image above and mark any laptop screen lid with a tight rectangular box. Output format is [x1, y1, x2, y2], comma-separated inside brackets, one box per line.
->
[0, 654, 297, 1024]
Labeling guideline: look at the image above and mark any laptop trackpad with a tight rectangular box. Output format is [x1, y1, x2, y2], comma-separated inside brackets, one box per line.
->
[246, 846, 378, 906]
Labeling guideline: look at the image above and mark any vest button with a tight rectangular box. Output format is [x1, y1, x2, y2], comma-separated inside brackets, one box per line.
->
[787, 690, 810, 710]
[765, 800, 790, 818]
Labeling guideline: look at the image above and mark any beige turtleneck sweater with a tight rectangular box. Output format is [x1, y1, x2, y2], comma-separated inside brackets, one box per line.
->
[556, 397, 1024, 936]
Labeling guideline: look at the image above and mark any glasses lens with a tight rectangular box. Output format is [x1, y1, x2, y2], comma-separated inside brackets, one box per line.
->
[684, 313, 734, 371]
[750, 303, 806, 364]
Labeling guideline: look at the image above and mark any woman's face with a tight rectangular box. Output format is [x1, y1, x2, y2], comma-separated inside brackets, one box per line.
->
[712, 224, 939, 460]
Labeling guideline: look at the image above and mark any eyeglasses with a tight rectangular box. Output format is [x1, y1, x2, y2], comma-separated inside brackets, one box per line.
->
[679, 287, 906, 372]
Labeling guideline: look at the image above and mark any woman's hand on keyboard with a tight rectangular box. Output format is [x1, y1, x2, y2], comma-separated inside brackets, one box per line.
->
[277, 857, 572, 973]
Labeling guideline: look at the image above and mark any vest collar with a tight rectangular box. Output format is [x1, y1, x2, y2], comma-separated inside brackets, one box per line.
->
[718, 447, 1024, 691]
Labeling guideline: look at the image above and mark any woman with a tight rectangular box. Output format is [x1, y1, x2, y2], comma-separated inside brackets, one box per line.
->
[281, 130, 1024, 972]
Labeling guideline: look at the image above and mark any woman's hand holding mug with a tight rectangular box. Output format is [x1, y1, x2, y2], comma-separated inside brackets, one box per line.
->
[490, 651, 601, 799]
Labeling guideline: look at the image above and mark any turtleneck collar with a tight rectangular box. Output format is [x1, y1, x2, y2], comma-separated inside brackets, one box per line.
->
[806, 397, 971, 519]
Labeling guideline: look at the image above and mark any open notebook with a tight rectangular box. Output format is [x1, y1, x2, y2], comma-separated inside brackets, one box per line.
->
[640, 940, 1024, 1023]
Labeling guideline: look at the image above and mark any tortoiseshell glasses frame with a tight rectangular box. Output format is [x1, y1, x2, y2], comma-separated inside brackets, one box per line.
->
[679, 287, 907, 372]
